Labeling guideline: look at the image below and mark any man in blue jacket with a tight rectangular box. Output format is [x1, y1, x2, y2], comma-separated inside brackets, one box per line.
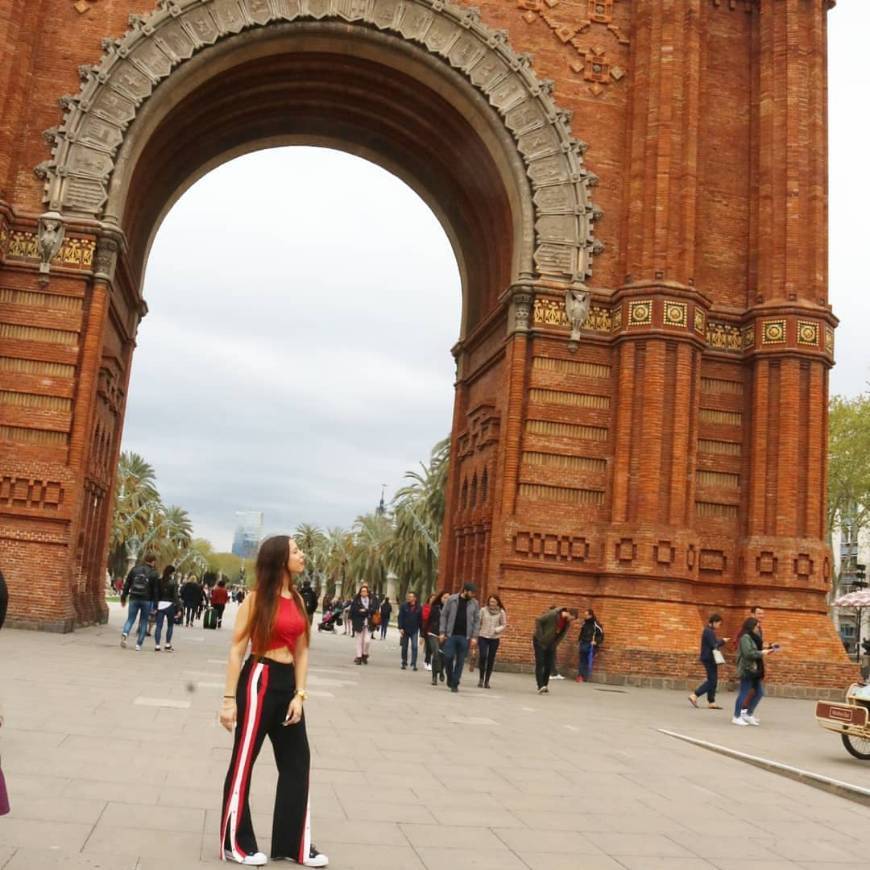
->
[398, 590, 423, 671]
[438, 583, 481, 692]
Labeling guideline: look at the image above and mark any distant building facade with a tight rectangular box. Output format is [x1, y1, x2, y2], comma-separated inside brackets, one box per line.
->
[231, 512, 263, 559]
[832, 512, 870, 660]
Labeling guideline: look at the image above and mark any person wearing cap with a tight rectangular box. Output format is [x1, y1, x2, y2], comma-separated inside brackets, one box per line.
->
[532, 606, 579, 694]
[438, 582, 481, 693]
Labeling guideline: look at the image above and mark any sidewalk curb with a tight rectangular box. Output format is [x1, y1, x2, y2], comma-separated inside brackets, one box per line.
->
[658, 728, 870, 808]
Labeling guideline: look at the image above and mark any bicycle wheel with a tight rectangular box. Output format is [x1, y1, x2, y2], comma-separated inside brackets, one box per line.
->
[841, 733, 870, 760]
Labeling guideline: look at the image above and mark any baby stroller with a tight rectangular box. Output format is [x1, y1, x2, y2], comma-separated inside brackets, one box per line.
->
[317, 604, 343, 633]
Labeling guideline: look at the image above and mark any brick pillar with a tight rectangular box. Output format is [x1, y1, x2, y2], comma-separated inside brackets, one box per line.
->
[737, 0, 845, 673]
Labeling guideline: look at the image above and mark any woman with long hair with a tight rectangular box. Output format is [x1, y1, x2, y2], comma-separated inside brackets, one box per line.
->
[350, 583, 377, 665]
[154, 564, 180, 652]
[218, 535, 328, 867]
[477, 595, 507, 689]
[426, 590, 450, 686]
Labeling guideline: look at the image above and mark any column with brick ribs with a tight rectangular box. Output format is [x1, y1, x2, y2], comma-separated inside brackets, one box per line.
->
[606, 0, 706, 584]
[738, 1, 843, 671]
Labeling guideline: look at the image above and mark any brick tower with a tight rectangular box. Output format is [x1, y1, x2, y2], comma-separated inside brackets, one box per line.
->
[0, 1, 853, 690]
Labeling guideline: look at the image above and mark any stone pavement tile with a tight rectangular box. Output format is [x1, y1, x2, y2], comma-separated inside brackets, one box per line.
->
[4, 795, 105, 824]
[0, 846, 15, 869]
[333, 784, 419, 804]
[63, 778, 162, 805]
[2, 849, 139, 869]
[749, 820, 848, 842]
[516, 851, 625, 870]
[312, 842, 426, 869]
[585, 832, 697, 857]
[2, 773, 69, 798]
[415, 846, 529, 870]
[765, 839, 865, 864]
[585, 812, 691, 835]
[158, 785, 220, 810]
[100, 800, 205, 833]
[619, 859, 718, 870]
[400, 823, 508, 849]
[0, 819, 92, 851]
[318, 820, 408, 846]
[667, 832, 782, 861]
[712, 863, 802, 870]
[428, 806, 524, 828]
[492, 827, 606, 854]
[343, 800, 436, 824]
[137, 856, 208, 870]
[797, 864, 870, 870]
[83, 826, 203, 860]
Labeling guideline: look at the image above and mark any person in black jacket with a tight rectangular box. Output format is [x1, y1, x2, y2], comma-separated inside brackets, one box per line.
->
[379, 597, 392, 640]
[180, 575, 203, 626]
[350, 585, 378, 665]
[154, 565, 181, 652]
[0, 569, 8, 631]
[576, 610, 603, 683]
[689, 613, 729, 709]
[398, 591, 423, 671]
[425, 591, 450, 685]
[120, 554, 159, 651]
[299, 579, 318, 625]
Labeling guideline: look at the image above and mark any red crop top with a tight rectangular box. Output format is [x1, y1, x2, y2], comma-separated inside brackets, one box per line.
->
[265, 596, 307, 653]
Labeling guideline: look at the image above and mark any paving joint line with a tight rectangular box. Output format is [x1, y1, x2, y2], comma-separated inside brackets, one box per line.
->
[658, 728, 870, 809]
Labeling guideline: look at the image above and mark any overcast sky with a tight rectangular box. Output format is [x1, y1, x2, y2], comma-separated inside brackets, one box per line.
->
[123, 6, 869, 550]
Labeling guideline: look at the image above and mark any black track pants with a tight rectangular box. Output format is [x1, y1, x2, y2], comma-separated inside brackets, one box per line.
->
[220, 657, 311, 862]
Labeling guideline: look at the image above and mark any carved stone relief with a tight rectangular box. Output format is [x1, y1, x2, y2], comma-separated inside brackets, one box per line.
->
[41, 0, 600, 283]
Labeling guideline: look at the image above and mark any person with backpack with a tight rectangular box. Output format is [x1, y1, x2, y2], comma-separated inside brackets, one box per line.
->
[576, 609, 604, 683]
[120, 554, 160, 651]
[379, 596, 392, 640]
[154, 565, 181, 652]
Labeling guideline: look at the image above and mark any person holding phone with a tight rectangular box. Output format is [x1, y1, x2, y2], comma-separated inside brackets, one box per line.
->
[688, 613, 728, 709]
[733, 617, 774, 726]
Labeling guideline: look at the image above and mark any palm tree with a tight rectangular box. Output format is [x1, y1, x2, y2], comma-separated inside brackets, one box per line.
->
[294, 523, 327, 591]
[108, 452, 161, 577]
[156, 505, 194, 566]
[323, 526, 352, 600]
[389, 437, 449, 600]
[349, 512, 394, 597]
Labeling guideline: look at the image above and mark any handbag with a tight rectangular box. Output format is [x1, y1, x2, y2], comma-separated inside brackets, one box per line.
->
[713, 649, 726, 665]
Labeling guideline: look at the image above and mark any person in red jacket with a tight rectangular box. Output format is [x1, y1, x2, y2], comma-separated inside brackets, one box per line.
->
[211, 580, 230, 628]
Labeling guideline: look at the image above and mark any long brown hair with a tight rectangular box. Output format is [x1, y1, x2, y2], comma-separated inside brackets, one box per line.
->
[248, 535, 311, 654]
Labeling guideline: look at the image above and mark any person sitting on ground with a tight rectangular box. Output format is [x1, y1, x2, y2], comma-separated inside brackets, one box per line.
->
[533, 606, 578, 694]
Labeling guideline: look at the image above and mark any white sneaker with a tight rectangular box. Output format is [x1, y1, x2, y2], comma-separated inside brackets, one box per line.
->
[303, 846, 329, 867]
[223, 850, 268, 866]
[731, 716, 748, 726]
[740, 709, 749, 719]
[425, 663, 432, 671]
[744, 715, 760, 726]
[551, 673, 565, 680]
[135, 644, 142, 652]
[155, 645, 161, 652]
[120, 634, 127, 648]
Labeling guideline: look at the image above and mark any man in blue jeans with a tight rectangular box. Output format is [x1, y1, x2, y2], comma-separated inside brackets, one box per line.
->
[120, 554, 159, 651]
[398, 591, 423, 670]
[438, 582, 481, 693]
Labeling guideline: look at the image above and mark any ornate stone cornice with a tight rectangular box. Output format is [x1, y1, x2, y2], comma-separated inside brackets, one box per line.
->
[40, 0, 602, 284]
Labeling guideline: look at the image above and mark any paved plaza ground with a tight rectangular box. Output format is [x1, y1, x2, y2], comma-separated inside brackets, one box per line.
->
[1, 603, 870, 870]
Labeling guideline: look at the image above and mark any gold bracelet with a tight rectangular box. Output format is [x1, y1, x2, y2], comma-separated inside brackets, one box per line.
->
[295, 689, 307, 701]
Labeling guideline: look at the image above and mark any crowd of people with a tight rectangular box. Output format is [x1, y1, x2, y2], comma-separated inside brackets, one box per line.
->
[117, 557, 247, 651]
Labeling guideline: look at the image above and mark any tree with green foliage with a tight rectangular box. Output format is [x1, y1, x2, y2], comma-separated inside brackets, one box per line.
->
[829, 394, 870, 588]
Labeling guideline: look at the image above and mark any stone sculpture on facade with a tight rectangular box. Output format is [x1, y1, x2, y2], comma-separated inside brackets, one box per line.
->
[564, 284, 591, 349]
[37, 212, 65, 274]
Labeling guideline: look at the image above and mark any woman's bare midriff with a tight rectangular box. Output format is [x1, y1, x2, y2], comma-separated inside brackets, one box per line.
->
[261, 646, 295, 665]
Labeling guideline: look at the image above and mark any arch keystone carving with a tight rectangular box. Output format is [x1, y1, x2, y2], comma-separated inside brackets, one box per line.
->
[39, 0, 599, 282]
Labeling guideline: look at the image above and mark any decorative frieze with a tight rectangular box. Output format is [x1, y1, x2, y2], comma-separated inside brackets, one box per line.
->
[513, 530, 590, 562]
[797, 320, 819, 347]
[762, 319, 786, 344]
[662, 300, 688, 328]
[0, 476, 64, 509]
[2, 230, 95, 270]
[627, 299, 652, 327]
[706, 321, 742, 353]
[532, 297, 612, 332]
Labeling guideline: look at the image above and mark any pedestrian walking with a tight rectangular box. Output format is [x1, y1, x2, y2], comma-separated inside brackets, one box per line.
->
[438, 583, 481, 693]
[180, 574, 201, 626]
[211, 580, 230, 628]
[477, 595, 507, 689]
[154, 565, 180, 652]
[350, 585, 378, 665]
[576, 609, 604, 683]
[533, 606, 578, 693]
[218, 535, 328, 867]
[120, 554, 159, 651]
[425, 591, 450, 685]
[732, 616, 776, 726]
[299, 579, 318, 625]
[421, 593, 436, 670]
[688, 613, 728, 709]
[379, 597, 392, 640]
[398, 591, 423, 671]
[342, 598, 352, 635]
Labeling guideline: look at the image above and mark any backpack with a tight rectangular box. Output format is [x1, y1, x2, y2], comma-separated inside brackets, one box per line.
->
[128, 566, 151, 598]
